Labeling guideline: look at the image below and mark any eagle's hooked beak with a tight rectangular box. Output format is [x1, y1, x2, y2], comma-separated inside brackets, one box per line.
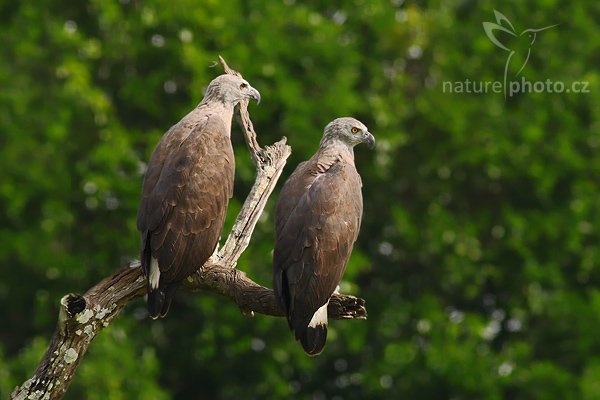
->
[363, 131, 375, 149]
[247, 87, 261, 105]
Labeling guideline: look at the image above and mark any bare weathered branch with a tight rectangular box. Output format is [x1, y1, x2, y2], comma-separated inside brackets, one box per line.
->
[185, 263, 367, 320]
[12, 59, 367, 400]
[12, 267, 146, 400]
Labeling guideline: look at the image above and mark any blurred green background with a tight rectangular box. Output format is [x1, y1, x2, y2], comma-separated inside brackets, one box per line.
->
[1, 0, 599, 399]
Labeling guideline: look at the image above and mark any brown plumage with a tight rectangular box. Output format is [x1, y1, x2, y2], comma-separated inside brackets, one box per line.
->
[273, 117, 375, 355]
[137, 74, 260, 319]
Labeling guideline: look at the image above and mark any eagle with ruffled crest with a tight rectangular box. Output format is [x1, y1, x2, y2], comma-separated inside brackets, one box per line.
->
[137, 74, 260, 319]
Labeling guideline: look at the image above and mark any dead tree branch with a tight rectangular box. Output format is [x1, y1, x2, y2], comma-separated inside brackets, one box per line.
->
[12, 58, 367, 400]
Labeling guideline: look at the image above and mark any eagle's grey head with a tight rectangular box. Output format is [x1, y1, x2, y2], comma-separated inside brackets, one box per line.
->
[202, 74, 261, 107]
[321, 117, 375, 149]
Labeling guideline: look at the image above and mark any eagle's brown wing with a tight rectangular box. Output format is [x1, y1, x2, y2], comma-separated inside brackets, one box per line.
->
[273, 153, 363, 333]
[137, 113, 234, 286]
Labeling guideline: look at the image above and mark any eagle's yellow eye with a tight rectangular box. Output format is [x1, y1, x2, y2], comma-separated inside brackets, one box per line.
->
[240, 82, 248, 89]
[351, 127, 359, 134]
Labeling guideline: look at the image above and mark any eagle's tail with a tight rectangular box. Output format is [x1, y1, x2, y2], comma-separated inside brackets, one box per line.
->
[148, 288, 172, 319]
[296, 303, 328, 356]
[142, 238, 172, 319]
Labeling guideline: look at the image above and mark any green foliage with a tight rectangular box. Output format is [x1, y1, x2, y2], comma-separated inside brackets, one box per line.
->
[1, 0, 598, 398]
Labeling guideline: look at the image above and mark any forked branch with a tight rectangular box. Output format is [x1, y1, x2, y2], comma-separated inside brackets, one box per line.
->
[12, 58, 367, 400]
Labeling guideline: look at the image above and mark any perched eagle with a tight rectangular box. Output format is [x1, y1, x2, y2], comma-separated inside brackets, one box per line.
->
[137, 74, 260, 319]
[273, 117, 374, 355]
